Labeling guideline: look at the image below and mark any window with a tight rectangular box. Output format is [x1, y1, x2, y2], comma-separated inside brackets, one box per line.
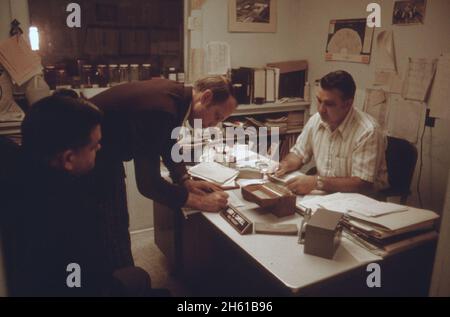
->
[28, 0, 184, 79]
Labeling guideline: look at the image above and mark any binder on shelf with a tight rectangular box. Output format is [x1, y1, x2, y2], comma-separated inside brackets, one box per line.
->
[253, 68, 266, 104]
[266, 60, 308, 99]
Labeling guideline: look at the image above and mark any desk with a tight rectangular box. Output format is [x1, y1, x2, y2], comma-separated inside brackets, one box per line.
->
[154, 189, 437, 296]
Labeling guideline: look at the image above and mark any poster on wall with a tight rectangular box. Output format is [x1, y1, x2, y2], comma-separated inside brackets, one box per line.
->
[392, 0, 427, 25]
[229, 0, 277, 33]
[325, 18, 375, 64]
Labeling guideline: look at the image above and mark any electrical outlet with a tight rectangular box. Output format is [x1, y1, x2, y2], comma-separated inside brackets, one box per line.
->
[425, 109, 435, 128]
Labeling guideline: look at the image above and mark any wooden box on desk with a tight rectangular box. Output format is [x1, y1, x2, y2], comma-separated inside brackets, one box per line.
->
[304, 209, 343, 259]
[241, 182, 296, 217]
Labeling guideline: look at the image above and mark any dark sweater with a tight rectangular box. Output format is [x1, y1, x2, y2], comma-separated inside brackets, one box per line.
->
[3, 156, 112, 297]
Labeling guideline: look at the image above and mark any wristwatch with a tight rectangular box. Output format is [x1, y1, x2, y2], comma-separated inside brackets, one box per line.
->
[316, 175, 324, 190]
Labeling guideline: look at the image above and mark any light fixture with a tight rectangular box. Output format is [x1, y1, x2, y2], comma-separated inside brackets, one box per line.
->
[29, 26, 40, 51]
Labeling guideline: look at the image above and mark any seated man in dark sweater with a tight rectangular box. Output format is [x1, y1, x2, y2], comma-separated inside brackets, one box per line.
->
[3, 95, 151, 296]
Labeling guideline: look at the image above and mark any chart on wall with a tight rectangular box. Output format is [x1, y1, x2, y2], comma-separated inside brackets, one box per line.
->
[325, 19, 375, 64]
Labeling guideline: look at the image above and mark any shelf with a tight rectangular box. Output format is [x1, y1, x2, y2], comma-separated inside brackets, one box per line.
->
[231, 101, 310, 117]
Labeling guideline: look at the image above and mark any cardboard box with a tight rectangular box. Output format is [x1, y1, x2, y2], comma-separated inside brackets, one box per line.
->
[304, 209, 343, 259]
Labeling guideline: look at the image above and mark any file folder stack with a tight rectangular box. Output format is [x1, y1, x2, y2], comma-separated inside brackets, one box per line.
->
[342, 207, 440, 257]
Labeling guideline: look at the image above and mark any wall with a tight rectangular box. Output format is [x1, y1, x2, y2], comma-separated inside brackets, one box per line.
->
[296, 0, 450, 213]
[0, 0, 30, 41]
[190, 0, 302, 69]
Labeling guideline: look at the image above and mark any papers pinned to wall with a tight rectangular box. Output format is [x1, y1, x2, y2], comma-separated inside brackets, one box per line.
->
[374, 30, 398, 87]
[363, 89, 389, 133]
[189, 48, 205, 83]
[402, 57, 437, 102]
[0, 35, 42, 86]
[428, 54, 450, 119]
[387, 94, 426, 144]
[206, 42, 231, 75]
[0, 71, 24, 122]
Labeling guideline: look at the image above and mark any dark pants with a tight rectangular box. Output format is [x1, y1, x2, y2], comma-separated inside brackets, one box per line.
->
[92, 153, 134, 272]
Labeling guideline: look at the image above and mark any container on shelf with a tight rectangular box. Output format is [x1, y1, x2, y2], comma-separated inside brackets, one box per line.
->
[44, 65, 57, 90]
[130, 64, 140, 82]
[97, 64, 109, 88]
[168, 67, 177, 81]
[81, 65, 93, 88]
[119, 64, 129, 83]
[140, 64, 151, 81]
[108, 64, 120, 86]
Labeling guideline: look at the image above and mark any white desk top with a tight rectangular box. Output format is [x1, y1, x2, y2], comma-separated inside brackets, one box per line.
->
[200, 189, 381, 294]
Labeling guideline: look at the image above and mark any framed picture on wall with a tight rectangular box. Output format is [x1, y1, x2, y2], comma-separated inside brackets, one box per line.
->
[228, 0, 277, 33]
[392, 0, 427, 25]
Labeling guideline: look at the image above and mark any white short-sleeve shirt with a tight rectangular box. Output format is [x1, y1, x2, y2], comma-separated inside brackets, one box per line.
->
[290, 107, 388, 190]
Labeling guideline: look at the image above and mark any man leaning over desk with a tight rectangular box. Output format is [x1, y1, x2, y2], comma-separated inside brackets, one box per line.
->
[275, 70, 388, 195]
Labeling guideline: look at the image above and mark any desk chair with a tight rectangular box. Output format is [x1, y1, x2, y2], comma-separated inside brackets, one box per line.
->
[379, 136, 418, 204]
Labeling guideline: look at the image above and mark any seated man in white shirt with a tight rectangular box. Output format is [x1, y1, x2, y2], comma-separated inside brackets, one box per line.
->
[275, 70, 388, 195]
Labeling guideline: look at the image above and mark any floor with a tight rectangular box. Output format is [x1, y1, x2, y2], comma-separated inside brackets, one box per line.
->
[130, 229, 192, 297]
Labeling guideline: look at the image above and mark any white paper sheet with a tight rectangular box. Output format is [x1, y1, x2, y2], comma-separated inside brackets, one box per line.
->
[297, 192, 408, 217]
[375, 30, 397, 72]
[0, 35, 42, 86]
[402, 57, 437, 102]
[0, 71, 24, 122]
[189, 48, 205, 83]
[206, 42, 231, 75]
[189, 162, 239, 185]
[428, 54, 450, 119]
[363, 89, 388, 133]
[387, 94, 426, 144]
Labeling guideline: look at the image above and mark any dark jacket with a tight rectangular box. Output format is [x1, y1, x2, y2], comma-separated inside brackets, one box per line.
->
[90, 78, 193, 209]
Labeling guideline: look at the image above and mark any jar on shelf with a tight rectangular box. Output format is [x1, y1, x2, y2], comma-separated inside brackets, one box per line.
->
[97, 64, 108, 88]
[140, 64, 151, 81]
[168, 67, 177, 81]
[130, 64, 139, 82]
[44, 65, 57, 90]
[177, 72, 185, 83]
[108, 64, 120, 86]
[56, 68, 70, 89]
[119, 64, 129, 83]
[81, 64, 93, 88]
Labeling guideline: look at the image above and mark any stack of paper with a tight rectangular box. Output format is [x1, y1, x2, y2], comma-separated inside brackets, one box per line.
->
[343, 206, 439, 257]
[188, 162, 239, 185]
[0, 35, 42, 86]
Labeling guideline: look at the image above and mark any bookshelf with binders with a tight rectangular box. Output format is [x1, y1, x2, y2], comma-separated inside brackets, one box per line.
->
[227, 60, 309, 159]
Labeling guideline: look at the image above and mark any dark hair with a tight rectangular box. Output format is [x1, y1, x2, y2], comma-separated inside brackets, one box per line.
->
[52, 88, 80, 99]
[193, 75, 235, 104]
[21, 95, 103, 162]
[320, 70, 356, 100]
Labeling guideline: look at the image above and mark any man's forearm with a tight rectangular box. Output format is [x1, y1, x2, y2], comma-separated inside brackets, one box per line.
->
[280, 153, 304, 173]
[319, 176, 373, 194]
